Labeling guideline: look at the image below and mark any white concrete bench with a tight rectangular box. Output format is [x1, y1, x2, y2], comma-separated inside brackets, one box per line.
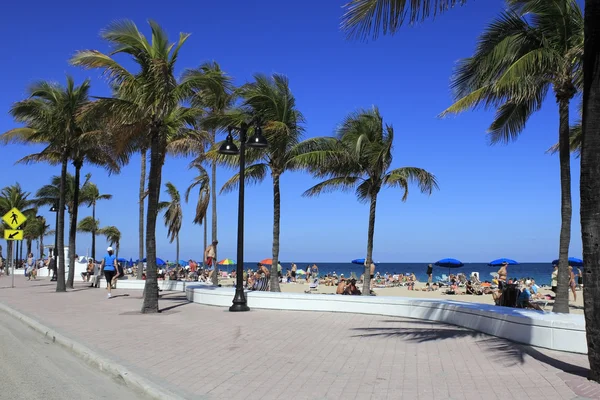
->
[184, 285, 587, 354]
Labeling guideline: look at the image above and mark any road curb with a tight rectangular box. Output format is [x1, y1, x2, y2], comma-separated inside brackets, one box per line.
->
[0, 301, 182, 400]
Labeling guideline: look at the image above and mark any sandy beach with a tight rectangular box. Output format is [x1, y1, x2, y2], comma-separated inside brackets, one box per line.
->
[218, 278, 585, 314]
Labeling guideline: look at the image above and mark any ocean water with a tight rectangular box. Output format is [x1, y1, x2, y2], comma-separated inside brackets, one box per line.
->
[217, 262, 561, 286]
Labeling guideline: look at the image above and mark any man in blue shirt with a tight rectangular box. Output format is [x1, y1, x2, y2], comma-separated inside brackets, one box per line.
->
[100, 247, 118, 299]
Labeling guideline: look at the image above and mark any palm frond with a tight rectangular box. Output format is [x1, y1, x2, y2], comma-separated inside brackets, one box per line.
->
[220, 163, 268, 194]
[303, 176, 361, 197]
[384, 167, 439, 201]
[341, 0, 467, 40]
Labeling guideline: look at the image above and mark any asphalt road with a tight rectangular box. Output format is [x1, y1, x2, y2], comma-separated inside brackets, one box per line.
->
[0, 311, 149, 400]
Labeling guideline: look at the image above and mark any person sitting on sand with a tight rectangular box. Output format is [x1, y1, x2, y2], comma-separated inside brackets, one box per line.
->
[336, 278, 347, 294]
[517, 281, 543, 311]
[344, 279, 361, 295]
[465, 281, 475, 295]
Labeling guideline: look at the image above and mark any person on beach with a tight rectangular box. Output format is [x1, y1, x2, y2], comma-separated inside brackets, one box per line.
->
[569, 266, 577, 302]
[100, 247, 118, 299]
[497, 262, 508, 290]
[344, 279, 361, 295]
[551, 265, 558, 293]
[426, 264, 433, 289]
[204, 240, 218, 267]
[26, 253, 36, 280]
[291, 263, 297, 282]
[336, 277, 347, 294]
[306, 265, 311, 282]
[577, 267, 583, 289]
[81, 258, 94, 283]
[48, 253, 57, 281]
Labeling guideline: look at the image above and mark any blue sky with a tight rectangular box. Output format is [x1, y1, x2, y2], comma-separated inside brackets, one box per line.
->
[0, 0, 583, 262]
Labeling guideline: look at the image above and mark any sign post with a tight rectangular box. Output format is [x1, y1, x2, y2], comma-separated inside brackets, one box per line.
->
[2, 207, 27, 288]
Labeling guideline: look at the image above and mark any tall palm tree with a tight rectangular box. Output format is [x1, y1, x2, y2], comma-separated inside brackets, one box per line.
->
[185, 161, 210, 260]
[581, 0, 600, 382]
[217, 74, 314, 292]
[184, 62, 236, 283]
[36, 172, 94, 287]
[4, 78, 91, 291]
[439, 0, 583, 313]
[137, 150, 147, 279]
[77, 216, 100, 249]
[81, 178, 112, 262]
[99, 226, 121, 259]
[340, 0, 600, 376]
[159, 183, 183, 268]
[70, 20, 214, 312]
[0, 184, 34, 276]
[296, 107, 438, 295]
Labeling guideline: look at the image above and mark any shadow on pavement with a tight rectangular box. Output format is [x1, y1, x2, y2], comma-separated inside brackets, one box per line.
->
[351, 323, 588, 379]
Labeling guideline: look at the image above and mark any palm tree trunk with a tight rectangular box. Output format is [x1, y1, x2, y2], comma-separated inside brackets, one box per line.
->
[552, 97, 573, 313]
[176, 235, 179, 271]
[270, 173, 282, 292]
[363, 193, 378, 296]
[40, 236, 44, 260]
[141, 132, 163, 313]
[211, 142, 218, 285]
[67, 163, 82, 288]
[137, 150, 146, 280]
[56, 156, 68, 292]
[203, 216, 207, 262]
[582, 0, 600, 382]
[26, 238, 32, 257]
[91, 202, 96, 262]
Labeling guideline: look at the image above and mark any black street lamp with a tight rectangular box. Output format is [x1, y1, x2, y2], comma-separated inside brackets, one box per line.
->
[50, 200, 59, 259]
[219, 121, 268, 312]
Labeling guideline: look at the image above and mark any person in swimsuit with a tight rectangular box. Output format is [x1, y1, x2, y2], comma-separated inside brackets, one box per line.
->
[497, 262, 508, 290]
[569, 266, 577, 302]
[291, 263, 297, 282]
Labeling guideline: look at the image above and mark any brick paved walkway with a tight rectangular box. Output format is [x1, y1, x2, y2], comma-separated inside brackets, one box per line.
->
[0, 276, 598, 400]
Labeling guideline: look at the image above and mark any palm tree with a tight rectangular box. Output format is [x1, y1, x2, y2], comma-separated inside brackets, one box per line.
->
[159, 183, 183, 268]
[137, 150, 147, 280]
[99, 226, 121, 259]
[0, 184, 34, 276]
[77, 216, 100, 248]
[184, 62, 236, 283]
[36, 172, 94, 286]
[296, 107, 438, 295]
[33, 216, 52, 259]
[581, 1, 600, 382]
[71, 20, 214, 313]
[185, 161, 210, 260]
[4, 78, 92, 291]
[217, 74, 314, 292]
[81, 179, 112, 262]
[439, 0, 583, 313]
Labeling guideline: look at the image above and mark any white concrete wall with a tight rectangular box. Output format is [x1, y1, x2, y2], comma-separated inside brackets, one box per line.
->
[184, 286, 587, 354]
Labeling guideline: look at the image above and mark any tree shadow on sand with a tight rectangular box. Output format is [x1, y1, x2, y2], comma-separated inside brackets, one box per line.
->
[350, 321, 588, 379]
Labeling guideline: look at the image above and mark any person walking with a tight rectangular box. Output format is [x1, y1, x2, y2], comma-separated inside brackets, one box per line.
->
[48, 253, 57, 281]
[204, 240, 218, 268]
[426, 264, 433, 290]
[100, 247, 118, 299]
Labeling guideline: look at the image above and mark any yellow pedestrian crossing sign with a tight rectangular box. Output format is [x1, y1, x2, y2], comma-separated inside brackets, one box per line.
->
[4, 229, 23, 241]
[2, 207, 27, 229]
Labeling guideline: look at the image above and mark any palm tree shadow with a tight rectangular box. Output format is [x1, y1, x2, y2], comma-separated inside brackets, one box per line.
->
[159, 300, 190, 313]
[351, 324, 588, 379]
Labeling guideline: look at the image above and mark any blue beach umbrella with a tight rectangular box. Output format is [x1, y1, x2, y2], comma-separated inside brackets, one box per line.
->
[178, 259, 187, 266]
[141, 257, 166, 266]
[351, 258, 365, 265]
[434, 258, 464, 278]
[551, 257, 583, 267]
[117, 257, 127, 263]
[488, 258, 519, 266]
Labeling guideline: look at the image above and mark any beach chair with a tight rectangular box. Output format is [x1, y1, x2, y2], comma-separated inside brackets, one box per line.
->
[253, 276, 269, 291]
[220, 271, 228, 278]
[309, 278, 319, 291]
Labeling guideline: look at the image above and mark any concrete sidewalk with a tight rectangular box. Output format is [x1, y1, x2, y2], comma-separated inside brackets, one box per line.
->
[0, 275, 598, 400]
